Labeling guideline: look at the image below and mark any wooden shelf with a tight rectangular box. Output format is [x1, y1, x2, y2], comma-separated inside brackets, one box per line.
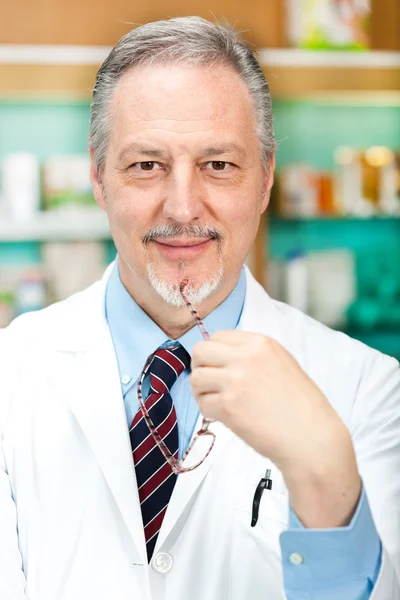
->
[0, 45, 110, 65]
[0, 209, 111, 241]
[259, 49, 400, 98]
[0, 45, 399, 98]
[0, 44, 108, 97]
[258, 49, 400, 68]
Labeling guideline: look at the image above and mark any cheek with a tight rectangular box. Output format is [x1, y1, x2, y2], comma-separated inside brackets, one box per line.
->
[220, 194, 260, 240]
[217, 197, 262, 268]
[107, 188, 155, 237]
[103, 166, 157, 224]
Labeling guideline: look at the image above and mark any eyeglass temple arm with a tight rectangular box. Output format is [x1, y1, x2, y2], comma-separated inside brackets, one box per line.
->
[179, 279, 210, 342]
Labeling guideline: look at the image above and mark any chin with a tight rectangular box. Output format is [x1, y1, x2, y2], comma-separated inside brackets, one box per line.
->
[146, 260, 224, 307]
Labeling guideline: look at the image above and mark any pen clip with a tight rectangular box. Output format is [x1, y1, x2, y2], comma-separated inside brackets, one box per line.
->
[251, 469, 273, 528]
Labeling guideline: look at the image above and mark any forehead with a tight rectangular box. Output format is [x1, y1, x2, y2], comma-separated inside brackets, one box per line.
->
[109, 63, 257, 147]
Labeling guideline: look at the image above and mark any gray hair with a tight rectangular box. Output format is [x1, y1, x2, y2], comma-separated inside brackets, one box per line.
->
[89, 16, 276, 174]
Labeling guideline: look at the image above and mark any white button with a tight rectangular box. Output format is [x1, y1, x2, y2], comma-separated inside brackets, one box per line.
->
[121, 375, 131, 385]
[289, 552, 304, 566]
[151, 552, 173, 574]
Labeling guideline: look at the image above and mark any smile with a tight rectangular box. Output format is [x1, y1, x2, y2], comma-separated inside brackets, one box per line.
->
[153, 238, 214, 259]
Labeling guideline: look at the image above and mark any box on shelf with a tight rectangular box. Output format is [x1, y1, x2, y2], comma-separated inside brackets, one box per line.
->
[268, 246, 400, 334]
[0, 290, 15, 328]
[277, 164, 336, 217]
[336, 146, 399, 216]
[42, 154, 95, 211]
[285, 0, 371, 50]
[0, 265, 47, 327]
[0, 241, 106, 328]
[274, 145, 400, 218]
[43, 241, 106, 304]
[1, 153, 41, 220]
[267, 249, 356, 328]
[0, 152, 96, 221]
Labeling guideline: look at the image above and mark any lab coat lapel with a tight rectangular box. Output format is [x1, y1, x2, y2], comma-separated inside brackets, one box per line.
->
[155, 416, 234, 551]
[238, 267, 281, 341]
[57, 274, 147, 567]
[66, 340, 147, 565]
[156, 268, 281, 551]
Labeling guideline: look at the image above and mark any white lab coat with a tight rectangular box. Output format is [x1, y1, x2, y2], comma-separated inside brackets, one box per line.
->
[0, 265, 399, 600]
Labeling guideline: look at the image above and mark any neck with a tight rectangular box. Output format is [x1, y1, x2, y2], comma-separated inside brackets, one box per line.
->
[118, 261, 241, 339]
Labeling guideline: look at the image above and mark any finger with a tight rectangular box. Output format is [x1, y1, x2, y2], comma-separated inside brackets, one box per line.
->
[210, 330, 257, 346]
[190, 367, 224, 395]
[194, 392, 223, 421]
[191, 340, 234, 369]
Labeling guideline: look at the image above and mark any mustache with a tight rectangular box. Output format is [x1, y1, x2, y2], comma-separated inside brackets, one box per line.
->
[142, 224, 222, 244]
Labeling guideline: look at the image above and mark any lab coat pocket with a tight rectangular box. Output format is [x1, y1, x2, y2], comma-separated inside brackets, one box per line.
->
[230, 461, 289, 600]
[236, 480, 289, 524]
[235, 457, 289, 525]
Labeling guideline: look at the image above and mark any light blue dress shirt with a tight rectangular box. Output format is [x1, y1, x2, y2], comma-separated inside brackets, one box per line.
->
[105, 260, 246, 452]
[105, 259, 381, 598]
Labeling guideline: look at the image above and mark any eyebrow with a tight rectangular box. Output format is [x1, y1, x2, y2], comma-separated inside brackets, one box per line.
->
[117, 142, 246, 163]
[117, 144, 167, 163]
[200, 143, 246, 159]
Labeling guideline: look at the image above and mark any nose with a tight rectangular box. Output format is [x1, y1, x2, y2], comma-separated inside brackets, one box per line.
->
[162, 167, 205, 224]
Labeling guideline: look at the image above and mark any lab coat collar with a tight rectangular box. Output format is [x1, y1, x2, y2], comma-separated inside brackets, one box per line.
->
[52, 262, 279, 352]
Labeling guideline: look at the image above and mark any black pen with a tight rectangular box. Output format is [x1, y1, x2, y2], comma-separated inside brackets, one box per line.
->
[251, 469, 273, 527]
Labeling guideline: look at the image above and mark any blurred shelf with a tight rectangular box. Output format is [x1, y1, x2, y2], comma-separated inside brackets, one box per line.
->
[0, 209, 111, 241]
[0, 44, 108, 98]
[258, 49, 400, 68]
[0, 45, 399, 98]
[270, 215, 400, 223]
[259, 49, 400, 99]
[0, 45, 110, 65]
[272, 90, 400, 105]
[1, 45, 398, 69]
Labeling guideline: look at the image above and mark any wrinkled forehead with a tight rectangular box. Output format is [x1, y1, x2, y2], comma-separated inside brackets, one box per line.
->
[108, 63, 258, 140]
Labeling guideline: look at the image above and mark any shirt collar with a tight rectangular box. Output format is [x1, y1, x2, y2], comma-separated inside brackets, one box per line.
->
[178, 270, 246, 356]
[105, 257, 246, 384]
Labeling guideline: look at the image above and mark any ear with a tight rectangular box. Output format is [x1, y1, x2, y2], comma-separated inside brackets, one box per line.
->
[261, 153, 276, 214]
[89, 147, 107, 211]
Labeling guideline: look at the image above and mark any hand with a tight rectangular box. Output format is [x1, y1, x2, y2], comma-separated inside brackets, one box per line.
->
[190, 330, 361, 528]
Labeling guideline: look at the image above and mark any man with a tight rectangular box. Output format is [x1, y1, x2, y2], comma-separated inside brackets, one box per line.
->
[0, 17, 399, 600]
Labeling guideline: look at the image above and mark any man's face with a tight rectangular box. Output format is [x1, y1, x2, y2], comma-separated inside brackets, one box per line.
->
[91, 62, 274, 306]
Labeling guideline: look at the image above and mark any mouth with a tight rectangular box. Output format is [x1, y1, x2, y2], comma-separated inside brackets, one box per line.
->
[152, 238, 214, 259]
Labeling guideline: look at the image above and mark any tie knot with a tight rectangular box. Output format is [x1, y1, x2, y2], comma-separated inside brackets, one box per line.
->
[149, 344, 190, 395]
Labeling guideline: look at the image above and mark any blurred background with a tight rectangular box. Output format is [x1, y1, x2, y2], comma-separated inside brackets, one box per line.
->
[0, 0, 399, 359]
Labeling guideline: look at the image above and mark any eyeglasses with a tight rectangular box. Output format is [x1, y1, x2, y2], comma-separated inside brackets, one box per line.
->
[137, 278, 216, 474]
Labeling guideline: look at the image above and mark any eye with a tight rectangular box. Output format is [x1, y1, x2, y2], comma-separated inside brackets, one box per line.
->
[206, 161, 230, 171]
[133, 161, 160, 171]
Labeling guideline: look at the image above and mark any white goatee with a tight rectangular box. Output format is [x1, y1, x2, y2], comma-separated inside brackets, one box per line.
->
[143, 222, 224, 307]
[146, 258, 223, 307]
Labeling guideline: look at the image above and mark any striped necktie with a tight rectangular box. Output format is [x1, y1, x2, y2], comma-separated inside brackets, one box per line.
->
[130, 344, 190, 561]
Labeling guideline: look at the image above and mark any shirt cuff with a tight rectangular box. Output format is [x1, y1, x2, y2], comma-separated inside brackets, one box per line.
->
[279, 485, 382, 598]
